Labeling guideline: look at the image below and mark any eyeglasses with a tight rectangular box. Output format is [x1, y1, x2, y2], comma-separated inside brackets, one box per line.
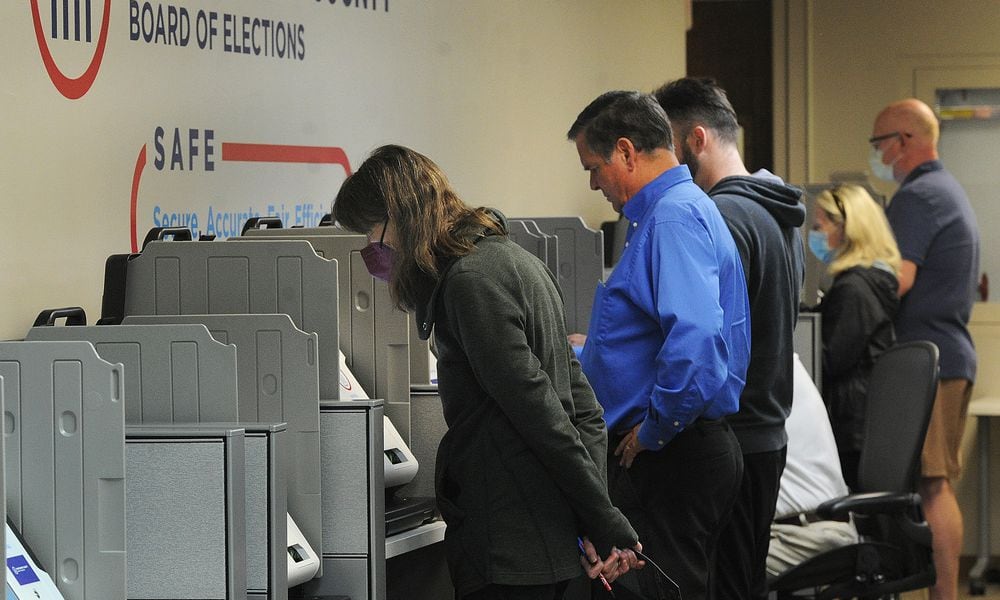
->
[830, 187, 846, 222]
[369, 216, 390, 245]
[868, 131, 911, 151]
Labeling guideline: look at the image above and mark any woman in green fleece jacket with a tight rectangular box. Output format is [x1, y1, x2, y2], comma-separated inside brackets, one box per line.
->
[332, 144, 642, 600]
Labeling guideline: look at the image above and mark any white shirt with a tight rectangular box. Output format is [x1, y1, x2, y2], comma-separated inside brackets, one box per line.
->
[774, 354, 851, 518]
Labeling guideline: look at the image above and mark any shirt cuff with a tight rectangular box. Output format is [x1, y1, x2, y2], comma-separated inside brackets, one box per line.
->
[638, 415, 682, 450]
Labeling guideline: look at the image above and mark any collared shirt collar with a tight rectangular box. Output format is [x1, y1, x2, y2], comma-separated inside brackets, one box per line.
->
[900, 159, 943, 187]
[622, 164, 694, 223]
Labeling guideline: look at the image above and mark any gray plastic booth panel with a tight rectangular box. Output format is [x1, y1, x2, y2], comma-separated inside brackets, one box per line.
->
[609, 216, 630, 269]
[507, 219, 553, 276]
[793, 312, 822, 389]
[123, 313, 322, 568]
[409, 315, 432, 386]
[25, 323, 287, 594]
[126, 425, 247, 600]
[398, 389, 446, 501]
[530, 217, 604, 335]
[184, 422, 288, 600]
[0, 341, 126, 600]
[242, 423, 288, 599]
[25, 323, 239, 424]
[298, 399, 385, 600]
[121, 239, 340, 400]
[510, 219, 559, 278]
[238, 229, 412, 438]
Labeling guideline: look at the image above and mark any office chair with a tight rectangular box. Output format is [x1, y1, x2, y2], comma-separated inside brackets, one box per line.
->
[769, 340, 940, 599]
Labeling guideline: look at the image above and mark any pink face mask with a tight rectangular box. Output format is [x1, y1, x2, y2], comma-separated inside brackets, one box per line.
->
[362, 217, 395, 281]
[361, 241, 395, 282]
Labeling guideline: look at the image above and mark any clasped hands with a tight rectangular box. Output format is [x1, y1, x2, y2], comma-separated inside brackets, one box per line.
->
[578, 536, 645, 584]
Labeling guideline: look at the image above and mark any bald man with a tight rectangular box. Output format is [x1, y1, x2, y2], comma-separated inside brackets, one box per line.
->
[870, 99, 980, 600]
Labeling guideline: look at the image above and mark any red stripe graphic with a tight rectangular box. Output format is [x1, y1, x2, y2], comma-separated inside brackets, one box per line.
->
[222, 143, 352, 175]
[130, 144, 147, 253]
[30, 0, 111, 99]
[129, 142, 350, 251]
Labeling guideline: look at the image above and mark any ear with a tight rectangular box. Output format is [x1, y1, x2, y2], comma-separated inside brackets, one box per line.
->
[687, 125, 709, 153]
[615, 137, 638, 169]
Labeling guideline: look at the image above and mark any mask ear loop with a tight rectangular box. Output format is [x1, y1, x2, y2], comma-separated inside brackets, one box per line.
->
[830, 187, 846, 224]
[378, 216, 390, 246]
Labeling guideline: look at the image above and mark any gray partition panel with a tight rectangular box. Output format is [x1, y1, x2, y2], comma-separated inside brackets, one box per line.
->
[531, 217, 604, 334]
[123, 314, 322, 567]
[507, 219, 549, 272]
[398, 390, 446, 501]
[242, 226, 340, 238]
[299, 400, 384, 600]
[610, 215, 629, 267]
[238, 229, 412, 439]
[409, 315, 432, 386]
[187, 422, 288, 600]
[121, 239, 340, 399]
[241, 232, 368, 385]
[243, 426, 287, 599]
[511, 219, 559, 278]
[0, 341, 126, 600]
[793, 312, 823, 389]
[25, 323, 239, 424]
[126, 425, 246, 600]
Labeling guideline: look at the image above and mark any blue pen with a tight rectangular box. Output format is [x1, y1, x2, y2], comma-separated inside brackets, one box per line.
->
[577, 537, 614, 594]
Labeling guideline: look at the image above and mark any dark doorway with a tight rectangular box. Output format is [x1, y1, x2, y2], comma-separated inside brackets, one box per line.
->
[687, 0, 773, 172]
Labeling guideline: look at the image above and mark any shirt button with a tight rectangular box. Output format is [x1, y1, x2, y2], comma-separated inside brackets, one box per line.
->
[673, 421, 680, 427]
[632, 222, 638, 228]
[624, 242, 629, 248]
[658, 440, 665, 446]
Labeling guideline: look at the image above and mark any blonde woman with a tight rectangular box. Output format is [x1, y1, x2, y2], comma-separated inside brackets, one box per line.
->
[809, 184, 901, 489]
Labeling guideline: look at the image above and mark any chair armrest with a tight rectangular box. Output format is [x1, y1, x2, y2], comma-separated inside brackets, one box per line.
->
[816, 491, 921, 519]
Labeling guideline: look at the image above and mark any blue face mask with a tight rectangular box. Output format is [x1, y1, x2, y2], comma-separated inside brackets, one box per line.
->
[808, 229, 835, 264]
[868, 147, 897, 182]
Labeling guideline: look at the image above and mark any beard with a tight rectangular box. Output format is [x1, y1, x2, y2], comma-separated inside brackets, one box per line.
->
[681, 139, 701, 181]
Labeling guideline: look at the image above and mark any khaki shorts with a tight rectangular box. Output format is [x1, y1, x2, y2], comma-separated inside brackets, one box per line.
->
[921, 378, 974, 480]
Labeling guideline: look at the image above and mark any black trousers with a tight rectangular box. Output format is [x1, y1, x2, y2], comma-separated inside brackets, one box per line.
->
[461, 580, 570, 600]
[608, 419, 743, 600]
[713, 446, 788, 600]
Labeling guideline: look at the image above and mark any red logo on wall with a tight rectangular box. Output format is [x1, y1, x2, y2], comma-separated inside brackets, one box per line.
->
[30, 0, 112, 99]
[130, 141, 353, 252]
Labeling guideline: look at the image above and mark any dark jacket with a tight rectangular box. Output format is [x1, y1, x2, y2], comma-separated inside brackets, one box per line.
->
[418, 232, 637, 596]
[708, 172, 806, 454]
[820, 264, 899, 455]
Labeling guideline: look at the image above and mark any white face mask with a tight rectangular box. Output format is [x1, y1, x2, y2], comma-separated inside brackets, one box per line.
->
[869, 147, 897, 182]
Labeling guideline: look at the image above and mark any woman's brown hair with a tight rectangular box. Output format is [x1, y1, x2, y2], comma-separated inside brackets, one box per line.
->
[332, 144, 505, 310]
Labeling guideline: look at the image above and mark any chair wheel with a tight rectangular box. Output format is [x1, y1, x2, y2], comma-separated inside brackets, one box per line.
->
[970, 579, 987, 595]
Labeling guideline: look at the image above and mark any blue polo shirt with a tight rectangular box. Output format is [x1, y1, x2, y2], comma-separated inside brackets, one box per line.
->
[581, 165, 751, 450]
[887, 160, 979, 381]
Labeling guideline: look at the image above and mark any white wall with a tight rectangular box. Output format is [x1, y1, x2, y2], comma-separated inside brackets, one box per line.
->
[0, 0, 686, 340]
[939, 119, 1000, 307]
[776, 0, 1000, 190]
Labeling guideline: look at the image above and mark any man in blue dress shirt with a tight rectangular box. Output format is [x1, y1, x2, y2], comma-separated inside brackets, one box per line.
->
[567, 91, 751, 600]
